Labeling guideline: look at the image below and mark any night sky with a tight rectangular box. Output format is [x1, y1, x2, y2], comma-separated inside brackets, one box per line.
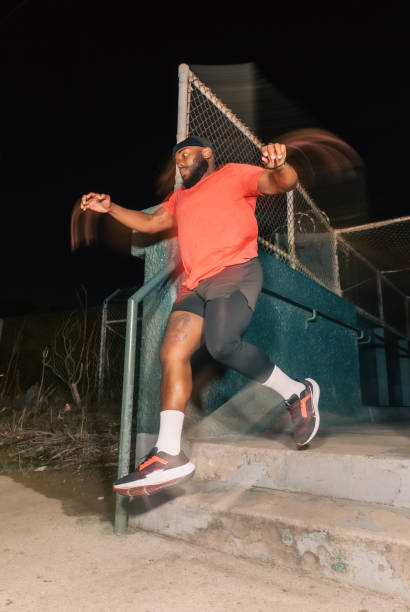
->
[1, 1, 408, 316]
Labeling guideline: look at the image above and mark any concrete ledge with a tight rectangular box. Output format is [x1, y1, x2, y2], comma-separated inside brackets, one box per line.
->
[188, 426, 410, 508]
[128, 481, 410, 600]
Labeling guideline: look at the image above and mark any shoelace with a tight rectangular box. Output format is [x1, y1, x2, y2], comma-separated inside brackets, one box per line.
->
[286, 391, 311, 421]
[285, 393, 308, 423]
[137, 447, 157, 467]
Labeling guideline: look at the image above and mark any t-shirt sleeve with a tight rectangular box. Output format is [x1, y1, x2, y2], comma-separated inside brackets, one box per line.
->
[236, 164, 265, 197]
[161, 190, 178, 216]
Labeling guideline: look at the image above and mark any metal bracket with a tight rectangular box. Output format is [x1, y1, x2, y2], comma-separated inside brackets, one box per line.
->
[305, 308, 317, 328]
[305, 309, 317, 328]
[357, 330, 372, 344]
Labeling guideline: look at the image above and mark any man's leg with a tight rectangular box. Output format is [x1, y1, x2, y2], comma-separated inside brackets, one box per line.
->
[114, 310, 204, 496]
[204, 291, 320, 446]
[156, 310, 204, 453]
[204, 291, 295, 385]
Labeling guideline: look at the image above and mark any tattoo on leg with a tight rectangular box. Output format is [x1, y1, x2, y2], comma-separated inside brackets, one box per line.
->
[164, 313, 192, 344]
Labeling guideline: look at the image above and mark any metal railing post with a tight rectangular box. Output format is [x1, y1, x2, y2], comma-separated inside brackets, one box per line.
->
[114, 295, 138, 534]
[114, 263, 176, 534]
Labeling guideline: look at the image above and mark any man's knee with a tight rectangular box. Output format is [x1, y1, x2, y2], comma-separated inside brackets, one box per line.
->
[159, 342, 191, 367]
[206, 338, 238, 365]
[159, 343, 176, 366]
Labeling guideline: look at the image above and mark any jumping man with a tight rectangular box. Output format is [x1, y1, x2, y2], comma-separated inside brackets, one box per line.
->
[81, 136, 320, 495]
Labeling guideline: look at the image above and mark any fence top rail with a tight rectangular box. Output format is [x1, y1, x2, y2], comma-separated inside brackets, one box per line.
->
[335, 214, 410, 234]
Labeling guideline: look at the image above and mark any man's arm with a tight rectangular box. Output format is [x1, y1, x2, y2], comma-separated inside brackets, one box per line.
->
[80, 193, 176, 233]
[257, 142, 298, 195]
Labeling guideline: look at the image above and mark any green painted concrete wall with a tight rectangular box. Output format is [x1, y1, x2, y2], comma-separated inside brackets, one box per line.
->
[200, 250, 362, 418]
[135, 238, 365, 437]
[357, 314, 410, 408]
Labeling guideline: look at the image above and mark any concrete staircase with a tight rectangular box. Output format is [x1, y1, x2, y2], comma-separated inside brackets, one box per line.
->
[127, 389, 410, 600]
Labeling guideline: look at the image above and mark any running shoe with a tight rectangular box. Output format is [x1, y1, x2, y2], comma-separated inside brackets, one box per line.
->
[285, 378, 320, 447]
[113, 447, 195, 496]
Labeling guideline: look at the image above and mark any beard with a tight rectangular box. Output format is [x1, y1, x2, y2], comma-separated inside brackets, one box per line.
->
[181, 156, 209, 189]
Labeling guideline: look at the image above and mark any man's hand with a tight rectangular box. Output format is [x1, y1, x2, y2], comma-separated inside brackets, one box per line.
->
[81, 192, 112, 213]
[258, 142, 298, 195]
[261, 142, 287, 170]
[78, 193, 176, 234]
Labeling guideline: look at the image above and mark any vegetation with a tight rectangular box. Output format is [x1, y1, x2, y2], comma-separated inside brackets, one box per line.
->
[0, 299, 122, 472]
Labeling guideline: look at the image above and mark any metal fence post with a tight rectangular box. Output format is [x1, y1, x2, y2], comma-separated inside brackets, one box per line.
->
[97, 288, 121, 404]
[377, 272, 385, 323]
[177, 63, 189, 145]
[286, 190, 296, 269]
[332, 232, 342, 296]
[97, 301, 108, 404]
[174, 63, 190, 190]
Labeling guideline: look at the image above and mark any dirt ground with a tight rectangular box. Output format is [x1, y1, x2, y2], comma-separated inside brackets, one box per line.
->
[1, 467, 409, 612]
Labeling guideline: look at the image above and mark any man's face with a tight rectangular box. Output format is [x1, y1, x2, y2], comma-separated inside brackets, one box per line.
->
[175, 146, 209, 188]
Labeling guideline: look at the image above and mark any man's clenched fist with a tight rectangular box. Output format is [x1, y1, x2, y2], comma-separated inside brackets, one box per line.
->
[81, 192, 112, 213]
[261, 142, 287, 169]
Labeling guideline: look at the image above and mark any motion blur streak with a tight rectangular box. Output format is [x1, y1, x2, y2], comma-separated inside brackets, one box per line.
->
[279, 128, 363, 186]
[70, 198, 100, 251]
[70, 128, 363, 253]
[70, 199, 131, 255]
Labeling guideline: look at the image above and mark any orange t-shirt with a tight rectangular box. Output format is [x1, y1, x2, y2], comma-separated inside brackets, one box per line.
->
[162, 163, 264, 291]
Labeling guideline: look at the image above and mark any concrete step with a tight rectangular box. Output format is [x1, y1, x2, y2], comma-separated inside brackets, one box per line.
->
[127, 479, 410, 601]
[128, 422, 410, 599]
[186, 423, 410, 509]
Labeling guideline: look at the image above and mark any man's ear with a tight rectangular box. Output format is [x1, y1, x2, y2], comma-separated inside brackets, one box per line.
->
[202, 147, 213, 160]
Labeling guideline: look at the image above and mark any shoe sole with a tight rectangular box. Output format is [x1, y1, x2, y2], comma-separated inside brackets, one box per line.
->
[114, 472, 195, 497]
[296, 378, 320, 447]
[113, 462, 195, 497]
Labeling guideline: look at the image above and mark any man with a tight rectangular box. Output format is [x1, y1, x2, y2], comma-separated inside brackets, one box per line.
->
[81, 136, 320, 496]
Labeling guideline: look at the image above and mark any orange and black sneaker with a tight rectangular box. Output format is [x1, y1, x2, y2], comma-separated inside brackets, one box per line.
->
[113, 447, 195, 496]
[285, 378, 320, 447]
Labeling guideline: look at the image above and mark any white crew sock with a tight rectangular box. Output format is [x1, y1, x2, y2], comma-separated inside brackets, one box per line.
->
[262, 366, 305, 401]
[155, 410, 185, 455]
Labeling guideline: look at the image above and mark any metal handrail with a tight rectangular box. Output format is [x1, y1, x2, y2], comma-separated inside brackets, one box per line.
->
[114, 260, 177, 534]
[261, 286, 410, 354]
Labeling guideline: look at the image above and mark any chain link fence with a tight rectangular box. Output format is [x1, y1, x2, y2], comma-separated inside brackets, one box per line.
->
[337, 218, 410, 337]
[188, 70, 341, 295]
[185, 66, 409, 338]
[97, 286, 141, 404]
[0, 286, 140, 414]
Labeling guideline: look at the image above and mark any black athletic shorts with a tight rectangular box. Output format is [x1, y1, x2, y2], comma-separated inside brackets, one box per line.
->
[171, 257, 263, 318]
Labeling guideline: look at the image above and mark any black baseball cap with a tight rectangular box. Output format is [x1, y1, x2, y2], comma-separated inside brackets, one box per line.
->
[172, 136, 214, 157]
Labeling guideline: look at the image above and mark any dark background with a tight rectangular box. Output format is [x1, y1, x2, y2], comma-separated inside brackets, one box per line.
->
[1, 1, 408, 316]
